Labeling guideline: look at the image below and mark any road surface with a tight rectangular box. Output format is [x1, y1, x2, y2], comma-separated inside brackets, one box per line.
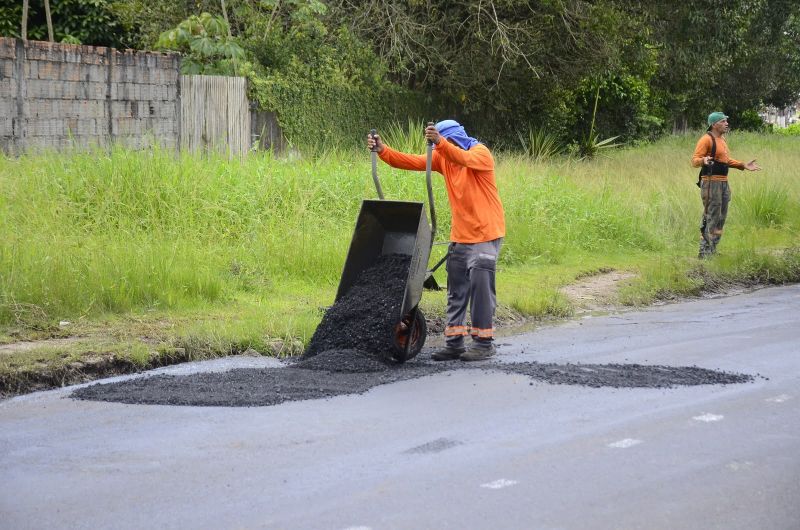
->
[1, 285, 799, 529]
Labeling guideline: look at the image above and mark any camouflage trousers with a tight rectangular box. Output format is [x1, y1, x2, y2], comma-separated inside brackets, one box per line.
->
[699, 180, 731, 258]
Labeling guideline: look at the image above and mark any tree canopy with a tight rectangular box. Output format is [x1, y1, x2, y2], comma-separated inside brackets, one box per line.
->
[2, 0, 799, 148]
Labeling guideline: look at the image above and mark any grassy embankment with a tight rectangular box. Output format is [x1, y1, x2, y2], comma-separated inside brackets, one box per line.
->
[1, 132, 798, 394]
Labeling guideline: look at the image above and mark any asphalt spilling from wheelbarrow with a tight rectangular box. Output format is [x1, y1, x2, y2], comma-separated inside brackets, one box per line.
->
[302, 253, 412, 360]
[72, 254, 756, 407]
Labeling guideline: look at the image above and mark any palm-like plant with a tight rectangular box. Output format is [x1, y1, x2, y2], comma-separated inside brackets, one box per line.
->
[578, 84, 620, 160]
[517, 127, 563, 161]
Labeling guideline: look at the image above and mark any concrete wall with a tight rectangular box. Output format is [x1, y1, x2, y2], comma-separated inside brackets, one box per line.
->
[0, 37, 179, 154]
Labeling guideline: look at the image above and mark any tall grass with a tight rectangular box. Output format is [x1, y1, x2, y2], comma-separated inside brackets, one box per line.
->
[1, 144, 368, 323]
[737, 181, 791, 226]
[1, 132, 798, 328]
[382, 118, 429, 153]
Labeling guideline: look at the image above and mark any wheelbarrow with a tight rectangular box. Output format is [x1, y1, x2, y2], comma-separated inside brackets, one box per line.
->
[333, 125, 443, 362]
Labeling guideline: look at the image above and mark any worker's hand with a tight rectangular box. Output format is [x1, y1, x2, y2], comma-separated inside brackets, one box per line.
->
[424, 124, 441, 145]
[702, 155, 713, 166]
[744, 159, 761, 171]
[367, 132, 385, 153]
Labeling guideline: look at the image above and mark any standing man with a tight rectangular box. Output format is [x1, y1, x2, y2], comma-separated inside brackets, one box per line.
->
[367, 120, 505, 361]
[691, 112, 761, 258]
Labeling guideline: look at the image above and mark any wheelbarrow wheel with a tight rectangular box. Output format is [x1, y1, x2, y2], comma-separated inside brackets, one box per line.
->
[392, 308, 427, 362]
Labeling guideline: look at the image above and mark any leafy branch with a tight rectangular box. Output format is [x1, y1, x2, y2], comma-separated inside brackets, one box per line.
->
[155, 13, 246, 76]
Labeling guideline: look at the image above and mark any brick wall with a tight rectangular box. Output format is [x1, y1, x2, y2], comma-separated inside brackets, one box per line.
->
[0, 38, 179, 154]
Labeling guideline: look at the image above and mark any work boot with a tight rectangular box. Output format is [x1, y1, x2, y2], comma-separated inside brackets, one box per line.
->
[431, 346, 466, 361]
[460, 343, 496, 362]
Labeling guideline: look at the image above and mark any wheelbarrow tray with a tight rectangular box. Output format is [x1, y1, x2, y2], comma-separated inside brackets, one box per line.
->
[336, 199, 432, 321]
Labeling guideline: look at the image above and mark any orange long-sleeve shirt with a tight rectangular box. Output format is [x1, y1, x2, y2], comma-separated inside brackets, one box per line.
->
[379, 139, 505, 244]
[691, 134, 745, 181]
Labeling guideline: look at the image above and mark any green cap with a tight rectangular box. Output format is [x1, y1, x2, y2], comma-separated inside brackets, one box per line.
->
[707, 112, 728, 127]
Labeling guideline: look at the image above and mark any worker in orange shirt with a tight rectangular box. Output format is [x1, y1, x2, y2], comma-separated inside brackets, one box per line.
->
[691, 112, 761, 258]
[367, 120, 505, 361]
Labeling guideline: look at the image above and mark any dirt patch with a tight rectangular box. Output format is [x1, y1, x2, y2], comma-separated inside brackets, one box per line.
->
[0, 337, 83, 356]
[560, 268, 637, 313]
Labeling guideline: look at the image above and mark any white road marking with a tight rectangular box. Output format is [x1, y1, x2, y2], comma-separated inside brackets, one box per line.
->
[480, 479, 518, 489]
[727, 461, 755, 472]
[766, 394, 791, 403]
[343, 527, 372, 530]
[607, 438, 642, 448]
[693, 413, 724, 422]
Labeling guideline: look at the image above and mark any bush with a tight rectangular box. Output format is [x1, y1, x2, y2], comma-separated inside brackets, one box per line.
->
[775, 122, 800, 136]
[736, 109, 769, 132]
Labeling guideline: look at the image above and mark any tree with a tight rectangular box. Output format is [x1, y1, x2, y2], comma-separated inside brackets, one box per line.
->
[630, 0, 800, 129]
[155, 13, 246, 75]
[327, 0, 660, 144]
[21, 0, 28, 40]
[2, 0, 131, 47]
[44, 0, 53, 42]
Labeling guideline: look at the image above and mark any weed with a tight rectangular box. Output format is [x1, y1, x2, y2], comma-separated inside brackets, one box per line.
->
[382, 118, 430, 154]
[517, 128, 564, 162]
[738, 182, 790, 227]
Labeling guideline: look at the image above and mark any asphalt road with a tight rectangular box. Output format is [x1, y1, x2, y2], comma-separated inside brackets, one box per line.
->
[2, 285, 799, 530]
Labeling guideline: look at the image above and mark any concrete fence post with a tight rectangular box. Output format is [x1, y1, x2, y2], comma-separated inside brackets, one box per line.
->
[175, 58, 181, 154]
[105, 47, 113, 145]
[14, 39, 26, 155]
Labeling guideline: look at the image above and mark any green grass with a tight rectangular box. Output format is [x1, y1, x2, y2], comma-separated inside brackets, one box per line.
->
[1, 131, 799, 393]
[382, 118, 430, 154]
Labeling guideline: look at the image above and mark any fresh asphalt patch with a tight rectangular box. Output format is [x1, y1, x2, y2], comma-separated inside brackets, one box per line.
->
[71, 353, 450, 407]
[495, 361, 754, 388]
[70, 253, 755, 407]
[71, 353, 755, 407]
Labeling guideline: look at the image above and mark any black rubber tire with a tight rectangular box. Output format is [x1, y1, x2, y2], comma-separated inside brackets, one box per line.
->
[392, 308, 427, 362]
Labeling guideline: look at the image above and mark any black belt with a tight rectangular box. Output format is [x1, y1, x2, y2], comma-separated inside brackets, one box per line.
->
[701, 161, 729, 177]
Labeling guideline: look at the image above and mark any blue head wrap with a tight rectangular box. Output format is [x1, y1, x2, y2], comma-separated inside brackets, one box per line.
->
[434, 119, 480, 150]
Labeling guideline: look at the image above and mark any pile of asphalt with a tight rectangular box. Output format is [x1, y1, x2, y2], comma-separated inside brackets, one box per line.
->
[302, 253, 411, 362]
[291, 348, 394, 373]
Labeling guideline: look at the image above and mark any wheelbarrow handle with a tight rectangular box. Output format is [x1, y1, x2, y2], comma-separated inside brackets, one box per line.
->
[425, 122, 437, 243]
[369, 129, 385, 200]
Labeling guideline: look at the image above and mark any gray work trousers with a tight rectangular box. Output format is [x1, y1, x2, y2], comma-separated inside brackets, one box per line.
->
[444, 238, 503, 348]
